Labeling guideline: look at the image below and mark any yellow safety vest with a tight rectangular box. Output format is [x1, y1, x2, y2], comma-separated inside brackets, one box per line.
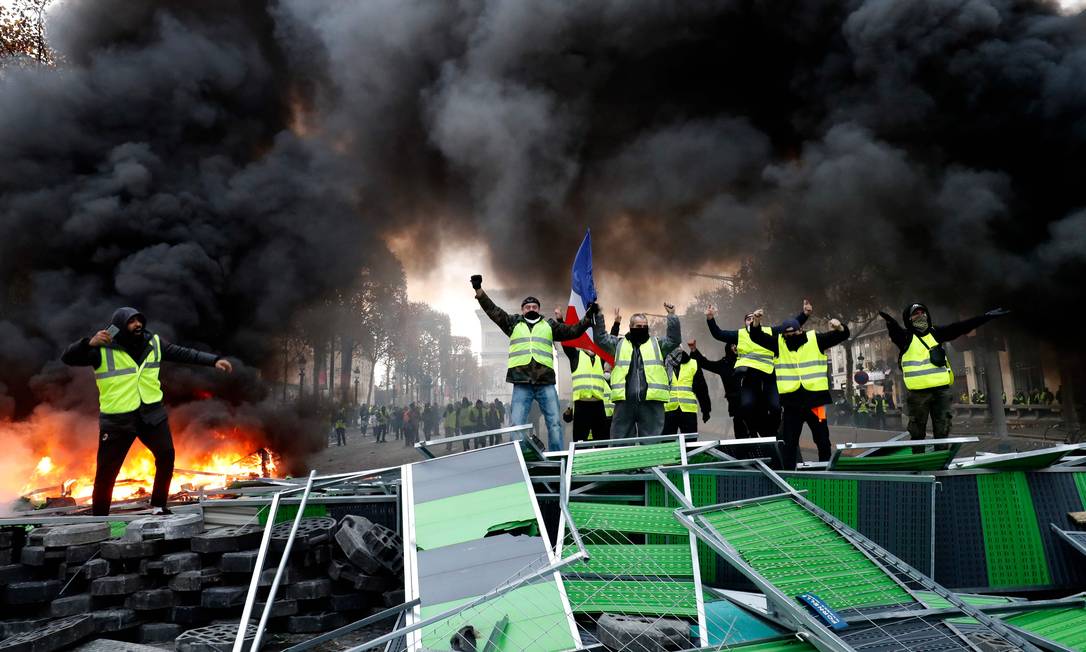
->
[571, 351, 606, 401]
[735, 326, 776, 374]
[94, 334, 164, 414]
[458, 405, 475, 428]
[901, 333, 953, 390]
[666, 359, 699, 413]
[610, 337, 670, 402]
[775, 331, 828, 394]
[603, 386, 614, 417]
[507, 320, 554, 370]
[443, 409, 456, 428]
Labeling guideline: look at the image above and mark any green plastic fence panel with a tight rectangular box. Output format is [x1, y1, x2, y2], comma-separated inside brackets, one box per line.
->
[568, 501, 686, 535]
[257, 503, 328, 525]
[702, 497, 914, 611]
[646, 476, 718, 582]
[975, 472, 1051, 588]
[578, 544, 694, 577]
[730, 639, 816, 651]
[785, 476, 858, 529]
[1075, 472, 1086, 510]
[967, 449, 1073, 470]
[832, 448, 953, 471]
[563, 579, 698, 616]
[571, 442, 682, 475]
[1002, 606, 1086, 651]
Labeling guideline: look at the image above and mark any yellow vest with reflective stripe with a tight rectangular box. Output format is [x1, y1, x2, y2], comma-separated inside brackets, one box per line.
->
[571, 350, 606, 401]
[95, 334, 164, 414]
[901, 333, 953, 390]
[507, 320, 554, 370]
[775, 331, 828, 394]
[735, 326, 776, 374]
[667, 359, 699, 413]
[603, 386, 614, 417]
[610, 337, 670, 402]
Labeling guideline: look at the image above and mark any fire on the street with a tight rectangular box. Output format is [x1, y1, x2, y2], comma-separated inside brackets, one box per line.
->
[5, 410, 280, 508]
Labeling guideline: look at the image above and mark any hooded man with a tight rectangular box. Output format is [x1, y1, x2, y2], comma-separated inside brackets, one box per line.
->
[879, 303, 1009, 446]
[473, 274, 597, 451]
[61, 307, 233, 515]
[593, 305, 682, 438]
[689, 341, 749, 438]
[747, 316, 850, 470]
[662, 341, 712, 435]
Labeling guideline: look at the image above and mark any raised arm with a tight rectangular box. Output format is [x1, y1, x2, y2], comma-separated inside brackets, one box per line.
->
[475, 289, 518, 336]
[690, 346, 730, 376]
[593, 307, 619, 356]
[746, 323, 779, 353]
[693, 367, 711, 419]
[161, 340, 220, 366]
[815, 320, 850, 351]
[932, 309, 1009, 343]
[772, 298, 813, 334]
[659, 304, 681, 356]
[552, 303, 596, 341]
[878, 311, 911, 350]
[61, 337, 102, 367]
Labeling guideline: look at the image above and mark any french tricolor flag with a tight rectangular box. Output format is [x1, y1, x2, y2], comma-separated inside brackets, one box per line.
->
[561, 230, 614, 365]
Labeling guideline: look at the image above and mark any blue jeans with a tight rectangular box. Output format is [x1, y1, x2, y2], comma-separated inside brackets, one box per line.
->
[510, 383, 564, 451]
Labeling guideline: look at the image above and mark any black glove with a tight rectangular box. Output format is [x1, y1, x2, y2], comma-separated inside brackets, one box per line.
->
[470, 274, 482, 290]
[985, 308, 1011, 318]
[878, 311, 892, 321]
[702, 412, 711, 423]
[585, 301, 600, 317]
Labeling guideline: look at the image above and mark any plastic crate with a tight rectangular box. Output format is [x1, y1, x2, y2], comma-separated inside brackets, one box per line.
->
[933, 475, 990, 590]
[975, 472, 1050, 588]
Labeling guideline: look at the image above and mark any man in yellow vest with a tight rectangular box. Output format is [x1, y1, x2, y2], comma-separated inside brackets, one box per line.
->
[662, 342, 711, 435]
[593, 305, 682, 437]
[473, 275, 595, 451]
[562, 346, 610, 441]
[748, 316, 849, 469]
[879, 303, 1009, 446]
[62, 307, 233, 515]
[705, 300, 812, 438]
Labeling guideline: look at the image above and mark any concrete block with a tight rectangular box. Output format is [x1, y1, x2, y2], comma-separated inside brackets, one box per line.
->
[26, 527, 51, 547]
[596, 614, 689, 652]
[258, 565, 301, 587]
[200, 586, 247, 609]
[90, 573, 144, 596]
[0, 563, 30, 584]
[161, 551, 201, 575]
[175, 623, 256, 652]
[327, 560, 390, 592]
[334, 516, 402, 575]
[124, 513, 203, 542]
[270, 517, 336, 554]
[329, 592, 371, 612]
[0, 615, 94, 652]
[19, 546, 45, 566]
[42, 523, 110, 548]
[218, 550, 259, 573]
[125, 588, 174, 611]
[0, 549, 10, 565]
[138, 622, 181, 644]
[382, 588, 405, 607]
[138, 558, 164, 576]
[286, 578, 331, 601]
[80, 558, 110, 580]
[253, 599, 298, 618]
[168, 568, 222, 592]
[51, 593, 92, 617]
[0, 618, 50, 640]
[169, 605, 207, 627]
[190, 525, 263, 554]
[286, 612, 346, 634]
[5, 579, 63, 605]
[100, 539, 159, 560]
[91, 609, 140, 634]
[65, 543, 101, 565]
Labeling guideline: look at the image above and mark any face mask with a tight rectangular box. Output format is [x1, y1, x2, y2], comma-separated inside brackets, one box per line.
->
[523, 311, 540, 321]
[628, 327, 649, 344]
[911, 316, 929, 331]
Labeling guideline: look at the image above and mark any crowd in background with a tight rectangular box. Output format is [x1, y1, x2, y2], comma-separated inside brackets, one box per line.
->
[327, 399, 507, 449]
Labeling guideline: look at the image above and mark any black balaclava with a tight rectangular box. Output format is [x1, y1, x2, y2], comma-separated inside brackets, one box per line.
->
[780, 318, 805, 352]
[627, 325, 650, 345]
[522, 296, 541, 322]
[903, 303, 932, 334]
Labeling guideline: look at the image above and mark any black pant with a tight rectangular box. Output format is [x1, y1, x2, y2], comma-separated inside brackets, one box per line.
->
[780, 407, 831, 471]
[662, 410, 698, 435]
[94, 419, 175, 515]
[738, 369, 781, 438]
[335, 427, 346, 446]
[572, 400, 609, 442]
[907, 386, 953, 451]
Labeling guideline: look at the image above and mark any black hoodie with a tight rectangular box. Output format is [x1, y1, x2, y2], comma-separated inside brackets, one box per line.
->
[61, 307, 223, 427]
[879, 303, 995, 353]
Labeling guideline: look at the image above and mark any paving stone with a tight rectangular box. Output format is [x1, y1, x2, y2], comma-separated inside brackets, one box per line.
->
[190, 525, 263, 554]
[123, 513, 203, 542]
[5, 579, 63, 605]
[100, 539, 159, 560]
[90, 573, 144, 596]
[169, 605, 207, 627]
[137, 558, 164, 576]
[80, 559, 110, 580]
[0, 529, 14, 549]
[73, 639, 163, 652]
[176, 623, 256, 652]
[200, 586, 248, 609]
[218, 550, 259, 573]
[329, 591, 371, 612]
[92, 609, 140, 634]
[0, 564, 30, 584]
[168, 568, 222, 592]
[26, 528, 51, 547]
[327, 560, 391, 592]
[302, 544, 331, 568]
[64, 543, 101, 565]
[0, 618, 50, 640]
[286, 611, 346, 634]
[270, 517, 336, 553]
[137, 622, 181, 644]
[51, 593, 92, 617]
[596, 614, 689, 652]
[258, 565, 302, 587]
[0, 614, 94, 652]
[125, 588, 174, 611]
[0, 549, 10, 565]
[382, 588, 405, 607]
[19, 546, 45, 567]
[253, 598, 298, 618]
[286, 578, 331, 601]
[41, 523, 111, 548]
[161, 551, 201, 575]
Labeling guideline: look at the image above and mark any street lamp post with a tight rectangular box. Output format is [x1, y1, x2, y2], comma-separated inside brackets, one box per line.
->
[296, 353, 306, 402]
[353, 365, 360, 405]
